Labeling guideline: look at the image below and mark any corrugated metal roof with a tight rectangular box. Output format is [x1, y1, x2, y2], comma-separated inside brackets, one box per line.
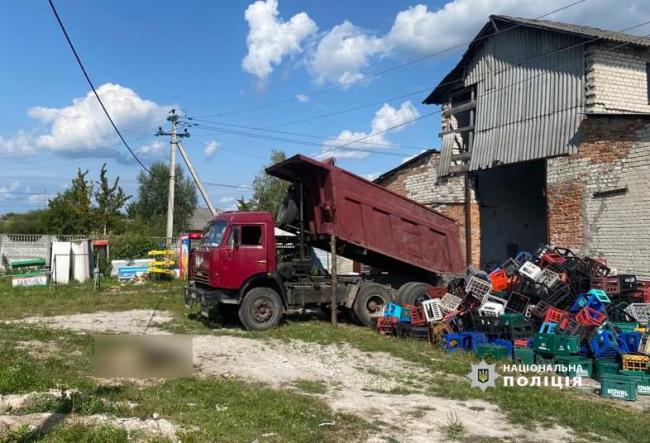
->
[424, 15, 650, 104]
[496, 15, 650, 48]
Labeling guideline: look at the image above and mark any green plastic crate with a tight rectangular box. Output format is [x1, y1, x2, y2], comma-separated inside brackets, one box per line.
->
[556, 356, 593, 378]
[514, 347, 535, 365]
[618, 371, 650, 396]
[610, 321, 639, 332]
[534, 352, 556, 367]
[600, 374, 637, 401]
[594, 358, 620, 380]
[532, 333, 580, 355]
[500, 312, 525, 327]
[476, 344, 509, 361]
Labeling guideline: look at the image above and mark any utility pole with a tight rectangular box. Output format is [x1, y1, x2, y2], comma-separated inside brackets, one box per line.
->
[156, 109, 189, 246]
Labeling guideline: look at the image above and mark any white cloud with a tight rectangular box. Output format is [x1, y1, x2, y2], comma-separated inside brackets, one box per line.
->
[385, 0, 650, 55]
[0, 182, 20, 201]
[302, 0, 650, 85]
[0, 83, 170, 159]
[27, 194, 44, 205]
[203, 140, 220, 160]
[242, 0, 317, 79]
[364, 172, 380, 181]
[308, 21, 384, 86]
[295, 93, 310, 103]
[320, 101, 420, 159]
[136, 139, 166, 158]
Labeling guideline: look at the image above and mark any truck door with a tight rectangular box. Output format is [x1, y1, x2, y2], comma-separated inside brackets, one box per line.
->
[219, 224, 268, 289]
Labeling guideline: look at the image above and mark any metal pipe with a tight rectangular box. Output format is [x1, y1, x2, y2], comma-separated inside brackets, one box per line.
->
[464, 172, 472, 266]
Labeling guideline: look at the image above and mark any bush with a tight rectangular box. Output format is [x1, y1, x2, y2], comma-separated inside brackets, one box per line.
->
[110, 233, 161, 260]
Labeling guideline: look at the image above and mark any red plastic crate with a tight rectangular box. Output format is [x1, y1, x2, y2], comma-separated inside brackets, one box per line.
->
[410, 305, 428, 326]
[544, 307, 569, 323]
[376, 316, 398, 334]
[514, 338, 529, 348]
[540, 251, 566, 267]
[591, 277, 621, 296]
[489, 269, 511, 292]
[575, 306, 606, 326]
[426, 286, 447, 299]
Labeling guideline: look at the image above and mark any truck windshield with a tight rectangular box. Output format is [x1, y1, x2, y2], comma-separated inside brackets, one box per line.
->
[201, 220, 227, 246]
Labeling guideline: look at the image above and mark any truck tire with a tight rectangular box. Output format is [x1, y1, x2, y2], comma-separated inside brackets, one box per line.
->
[353, 283, 391, 328]
[401, 282, 433, 306]
[395, 282, 418, 304]
[238, 287, 283, 331]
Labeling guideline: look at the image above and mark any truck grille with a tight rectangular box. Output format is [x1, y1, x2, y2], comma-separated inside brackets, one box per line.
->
[193, 271, 210, 286]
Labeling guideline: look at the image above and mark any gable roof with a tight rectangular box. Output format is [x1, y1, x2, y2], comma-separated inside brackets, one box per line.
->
[424, 15, 650, 104]
[374, 149, 438, 184]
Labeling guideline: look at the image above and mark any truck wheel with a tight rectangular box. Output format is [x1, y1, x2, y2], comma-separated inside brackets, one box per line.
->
[401, 282, 433, 306]
[238, 287, 283, 331]
[395, 282, 418, 304]
[353, 283, 391, 328]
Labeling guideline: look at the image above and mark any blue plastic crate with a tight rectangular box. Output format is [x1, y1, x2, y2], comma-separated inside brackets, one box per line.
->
[384, 303, 402, 319]
[571, 294, 589, 313]
[589, 330, 619, 358]
[442, 333, 465, 352]
[464, 332, 488, 352]
[587, 288, 611, 304]
[617, 331, 642, 353]
[539, 322, 557, 334]
[514, 250, 533, 264]
[586, 294, 607, 313]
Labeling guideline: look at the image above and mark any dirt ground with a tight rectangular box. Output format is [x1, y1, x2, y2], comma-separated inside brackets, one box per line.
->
[5, 310, 578, 442]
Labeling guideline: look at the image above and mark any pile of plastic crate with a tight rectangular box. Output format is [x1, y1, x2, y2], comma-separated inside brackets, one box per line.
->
[375, 244, 650, 401]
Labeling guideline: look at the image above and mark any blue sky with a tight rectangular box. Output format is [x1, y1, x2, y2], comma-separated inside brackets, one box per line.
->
[1, 0, 648, 214]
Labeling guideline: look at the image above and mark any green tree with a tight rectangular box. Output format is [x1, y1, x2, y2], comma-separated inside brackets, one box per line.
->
[47, 169, 94, 234]
[128, 162, 198, 235]
[94, 163, 131, 235]
[246, 150, 288, 217]
[0, 210, 49, 234]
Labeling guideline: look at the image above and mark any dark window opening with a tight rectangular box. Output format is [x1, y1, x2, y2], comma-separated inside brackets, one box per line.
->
[646, 63, 650, 104]
[241, 225, 263, 246]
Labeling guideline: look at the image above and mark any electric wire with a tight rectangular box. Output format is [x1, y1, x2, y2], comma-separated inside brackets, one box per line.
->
[316, 25, 650, 158]
[192, 0, 588, 118]
[48, 0, 151, 174]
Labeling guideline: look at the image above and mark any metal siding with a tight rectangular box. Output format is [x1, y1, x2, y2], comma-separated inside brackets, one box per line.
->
[457, 27, 584, 170]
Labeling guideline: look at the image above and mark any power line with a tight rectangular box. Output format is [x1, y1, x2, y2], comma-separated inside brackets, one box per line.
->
[192, 0, 588, 118]
[203, 182, 254, 190]
[190, 123, 419, 158]
[188, 118, 430, 151]
[47, 0, 151, 174]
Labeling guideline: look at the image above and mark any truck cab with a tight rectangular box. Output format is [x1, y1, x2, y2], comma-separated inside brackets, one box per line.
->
[193, 211, 276, 291]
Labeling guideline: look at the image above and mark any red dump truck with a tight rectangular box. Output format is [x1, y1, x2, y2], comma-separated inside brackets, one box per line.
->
[186, 155, 463, 330]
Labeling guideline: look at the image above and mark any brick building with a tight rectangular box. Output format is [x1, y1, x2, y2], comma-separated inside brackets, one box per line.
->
[376, 15, 650, 276]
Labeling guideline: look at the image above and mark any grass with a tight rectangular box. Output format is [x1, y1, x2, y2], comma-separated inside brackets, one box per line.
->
[247, 320, 650, 443]
[0, 318, 366, 442]
[442, 411, 466, 440]
[2, 280, 650, 442]
[294, 379, 328, 395]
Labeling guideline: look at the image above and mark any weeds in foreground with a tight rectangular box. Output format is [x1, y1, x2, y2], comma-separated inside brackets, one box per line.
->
[442, 410, 466, 440]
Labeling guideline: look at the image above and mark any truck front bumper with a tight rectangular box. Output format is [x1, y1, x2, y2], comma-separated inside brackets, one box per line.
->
[186, 284, 239, 318]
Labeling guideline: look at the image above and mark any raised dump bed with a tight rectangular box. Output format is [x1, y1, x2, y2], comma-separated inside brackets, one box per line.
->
[267, 155, 464, 276]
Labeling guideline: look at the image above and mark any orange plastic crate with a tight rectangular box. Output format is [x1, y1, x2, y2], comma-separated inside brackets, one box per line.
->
[489, 269, 511, 292]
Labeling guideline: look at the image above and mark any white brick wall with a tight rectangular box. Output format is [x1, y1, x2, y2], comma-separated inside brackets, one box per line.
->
[401, 154, 473, 204]
[586, 43, 650, 113]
